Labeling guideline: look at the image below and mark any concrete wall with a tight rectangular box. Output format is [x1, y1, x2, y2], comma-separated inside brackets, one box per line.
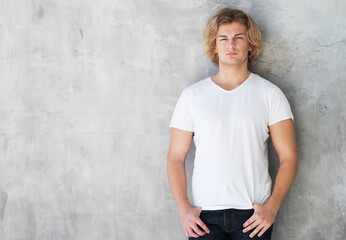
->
[0, 0, 344, 239]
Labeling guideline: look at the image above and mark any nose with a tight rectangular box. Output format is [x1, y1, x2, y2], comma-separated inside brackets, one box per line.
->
[227, 39, 236, 49]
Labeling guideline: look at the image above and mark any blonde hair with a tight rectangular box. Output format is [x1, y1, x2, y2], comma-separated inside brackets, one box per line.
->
[203, 8, 263, 65]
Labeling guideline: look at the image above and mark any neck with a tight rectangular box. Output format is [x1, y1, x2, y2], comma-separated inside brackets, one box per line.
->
[215, 61, 250, 84]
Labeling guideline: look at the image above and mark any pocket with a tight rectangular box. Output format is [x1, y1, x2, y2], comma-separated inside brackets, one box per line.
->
[235, 209, 255, 219]
[233, 209, 255, 231]
[199, 210, 223, 225]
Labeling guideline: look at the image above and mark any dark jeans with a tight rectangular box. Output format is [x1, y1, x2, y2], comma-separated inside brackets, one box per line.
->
[189, 208, 273, 240]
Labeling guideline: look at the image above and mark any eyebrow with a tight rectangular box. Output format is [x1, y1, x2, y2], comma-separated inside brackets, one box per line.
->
[217, 33, 246, 38]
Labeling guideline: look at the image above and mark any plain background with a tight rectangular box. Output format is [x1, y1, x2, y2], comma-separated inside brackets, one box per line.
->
[0, 0, 345, 239]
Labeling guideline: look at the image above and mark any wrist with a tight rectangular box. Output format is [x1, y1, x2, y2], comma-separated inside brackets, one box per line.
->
[177, 201, 192, 214]
[264, 201, 280, 215]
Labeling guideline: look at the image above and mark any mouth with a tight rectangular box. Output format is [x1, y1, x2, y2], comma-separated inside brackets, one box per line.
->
[226, 52, 237, 56]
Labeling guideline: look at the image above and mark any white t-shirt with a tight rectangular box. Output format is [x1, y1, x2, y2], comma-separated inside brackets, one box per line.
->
[169, 73, 294, 210]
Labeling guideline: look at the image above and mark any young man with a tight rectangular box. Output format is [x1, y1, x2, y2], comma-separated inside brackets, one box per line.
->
[167, 8, 298, 240]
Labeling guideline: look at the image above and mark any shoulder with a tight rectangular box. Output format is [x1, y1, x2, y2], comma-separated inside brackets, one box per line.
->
[250, 73, 285, 96]
[181, 76, 211, 97]
[251, 73, 278, 90]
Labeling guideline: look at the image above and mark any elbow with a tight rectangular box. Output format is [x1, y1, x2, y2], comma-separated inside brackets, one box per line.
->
[280, 154, 298, 174]
[291, 155, 299, 177]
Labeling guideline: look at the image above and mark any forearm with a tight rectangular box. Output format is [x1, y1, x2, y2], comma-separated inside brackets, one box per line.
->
[266, 158, 298, 213]
[167, 158, 191, 213]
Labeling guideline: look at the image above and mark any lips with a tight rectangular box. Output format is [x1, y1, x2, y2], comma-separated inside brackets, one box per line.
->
[226, 52, 237, 55]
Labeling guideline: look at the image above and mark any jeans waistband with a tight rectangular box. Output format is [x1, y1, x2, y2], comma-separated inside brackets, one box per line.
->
[201, 208, 254, 213]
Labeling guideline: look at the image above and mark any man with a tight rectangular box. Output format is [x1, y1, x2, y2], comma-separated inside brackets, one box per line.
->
[167, 8, 298, 240]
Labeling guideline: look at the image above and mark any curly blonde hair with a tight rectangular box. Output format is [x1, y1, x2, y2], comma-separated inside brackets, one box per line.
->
[203, 8, 263, 65]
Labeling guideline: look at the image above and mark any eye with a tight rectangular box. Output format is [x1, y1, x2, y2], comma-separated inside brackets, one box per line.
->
[235, 37, 243, 39]
[220, 38, 227, 41]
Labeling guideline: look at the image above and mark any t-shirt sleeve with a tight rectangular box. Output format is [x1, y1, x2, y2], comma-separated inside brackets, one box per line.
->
[268, 86, 294, 126]
[169, 88, 194, 132]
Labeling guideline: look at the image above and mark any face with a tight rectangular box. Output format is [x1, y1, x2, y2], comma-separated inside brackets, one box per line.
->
[214, 22, 252, 67]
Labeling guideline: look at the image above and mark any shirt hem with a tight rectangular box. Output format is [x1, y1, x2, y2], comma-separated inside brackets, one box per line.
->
[169, 125, 194, 132]
[197, 205, 254, 211]
[268, 116, 294, 126]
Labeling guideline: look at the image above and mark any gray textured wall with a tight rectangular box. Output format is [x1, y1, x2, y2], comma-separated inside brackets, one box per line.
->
[0, 0, 345, 239]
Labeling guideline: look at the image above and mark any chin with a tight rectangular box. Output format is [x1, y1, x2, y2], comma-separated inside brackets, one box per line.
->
[222, 58, 247, 66]
[221, 60, 241, 65]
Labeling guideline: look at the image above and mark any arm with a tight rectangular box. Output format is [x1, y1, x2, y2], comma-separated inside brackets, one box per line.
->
[167, 128, 210, 238]
[243, 118, 298, 238]
[265, 118, 298, 212]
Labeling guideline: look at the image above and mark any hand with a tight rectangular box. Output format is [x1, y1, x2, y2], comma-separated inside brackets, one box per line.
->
[179, 206, 210, 238]
[242, 203, 277, 238]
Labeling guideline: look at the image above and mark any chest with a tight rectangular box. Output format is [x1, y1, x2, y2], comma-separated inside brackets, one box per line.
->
[193, 90, 268, 126]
